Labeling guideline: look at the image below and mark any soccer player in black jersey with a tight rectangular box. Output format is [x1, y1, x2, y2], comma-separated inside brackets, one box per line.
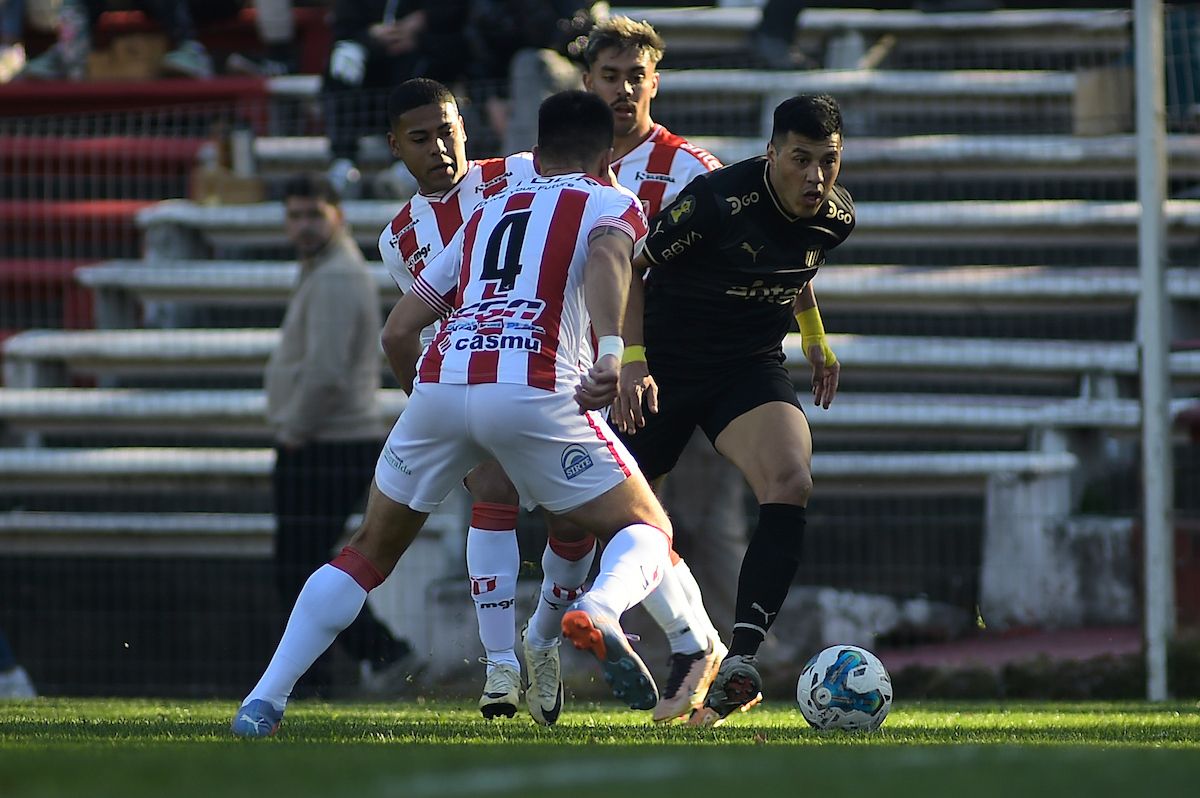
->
[611, 94, 853, 726]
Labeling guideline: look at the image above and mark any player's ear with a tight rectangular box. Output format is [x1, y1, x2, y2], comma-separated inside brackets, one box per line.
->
[766, 138, 778, 167]
[649, 70, 660, 99]
[532, 146, 542, 175]
[454, 106, 467, 146]
[598, 148, 613, 182]
[386, 131, 401, 159]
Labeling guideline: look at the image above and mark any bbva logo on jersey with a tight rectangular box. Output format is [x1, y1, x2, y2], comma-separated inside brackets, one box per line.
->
[561, 444, 594, 480]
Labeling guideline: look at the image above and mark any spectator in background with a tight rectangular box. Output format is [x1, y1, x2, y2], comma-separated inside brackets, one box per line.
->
[462, 1, 602, 155]
[267, 173, 420, 697]
[749, 0, 814, 71]
[18, 0, 238, 80]
[0, 629, 35, 699]
[323, 0, 469, 198]
[226, 0, 298, 77]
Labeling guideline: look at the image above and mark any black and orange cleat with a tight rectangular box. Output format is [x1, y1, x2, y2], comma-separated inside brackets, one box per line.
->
[687, 654, 763, 727]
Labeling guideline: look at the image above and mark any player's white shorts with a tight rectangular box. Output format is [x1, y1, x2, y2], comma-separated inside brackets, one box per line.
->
[374, 382, 640, 514]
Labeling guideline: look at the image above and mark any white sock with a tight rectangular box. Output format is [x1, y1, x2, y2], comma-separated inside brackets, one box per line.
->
[641, 563, 706, 655]
[244, 564, 366, 709]
[528, 537, 596, 648]
[467, 525, 520, 672]
[673, 558, 723, 647]
[585, 523, 669, 618]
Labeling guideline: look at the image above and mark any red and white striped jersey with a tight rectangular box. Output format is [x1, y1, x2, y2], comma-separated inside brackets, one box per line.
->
[611, 124, 721, 219]
[378, 153, 537, 295]
[410, 174, 647, 393]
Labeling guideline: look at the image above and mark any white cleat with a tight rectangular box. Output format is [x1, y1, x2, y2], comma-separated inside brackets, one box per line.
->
[521, 625, 564, 726]
[478, 662, 521, 719]
[652, 640, 722, 723]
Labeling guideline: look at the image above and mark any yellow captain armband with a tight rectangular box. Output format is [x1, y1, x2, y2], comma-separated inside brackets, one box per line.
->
[795, 306, 838, 366]
[621, 344, 647, 365]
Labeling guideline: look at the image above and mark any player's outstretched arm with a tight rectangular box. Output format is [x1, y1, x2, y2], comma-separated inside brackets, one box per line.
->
[794, 283, 840, 409]
[380, 292, 441, 393]
[577, 226, 635, 412]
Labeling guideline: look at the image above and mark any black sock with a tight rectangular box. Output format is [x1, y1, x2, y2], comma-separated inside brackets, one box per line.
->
[729, 503, 806, 657]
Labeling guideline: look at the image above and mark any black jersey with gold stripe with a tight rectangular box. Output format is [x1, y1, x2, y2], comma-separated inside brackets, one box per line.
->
[641, 156, 855, 376]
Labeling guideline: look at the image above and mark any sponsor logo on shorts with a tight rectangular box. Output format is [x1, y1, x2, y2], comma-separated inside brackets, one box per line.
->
[561, 444, 594, 480]
[470, 575, 498, 595]
[382, 448, 412, 475]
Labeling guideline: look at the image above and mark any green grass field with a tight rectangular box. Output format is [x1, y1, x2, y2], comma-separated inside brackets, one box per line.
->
[2, 699, 1199, 798]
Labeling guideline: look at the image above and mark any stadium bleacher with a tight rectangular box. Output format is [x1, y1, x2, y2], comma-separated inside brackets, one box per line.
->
[1, 4, 1198, 692]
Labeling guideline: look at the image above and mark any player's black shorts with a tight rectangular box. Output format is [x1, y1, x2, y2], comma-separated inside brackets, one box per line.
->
[615, 356, 802, 481]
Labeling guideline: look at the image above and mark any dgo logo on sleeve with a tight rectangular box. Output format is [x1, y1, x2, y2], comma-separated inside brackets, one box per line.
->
[561, 444, 594, 480]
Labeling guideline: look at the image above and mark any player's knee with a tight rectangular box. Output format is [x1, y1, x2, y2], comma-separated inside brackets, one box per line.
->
[638, 503, 673, 540]
[761, 466, 813, 505]
[546, 514, 590, 544]
[464, 462, 519, 505]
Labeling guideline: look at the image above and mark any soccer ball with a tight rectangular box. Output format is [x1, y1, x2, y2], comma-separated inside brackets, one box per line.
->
[796, 644, 893, 731]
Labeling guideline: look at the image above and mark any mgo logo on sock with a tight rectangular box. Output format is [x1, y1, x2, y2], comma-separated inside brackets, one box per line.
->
[470, 575, 498, 595]
[551, 583, 582, 602]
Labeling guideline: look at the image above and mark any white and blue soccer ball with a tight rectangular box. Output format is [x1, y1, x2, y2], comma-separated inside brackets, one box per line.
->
[796, 644, 893, 731]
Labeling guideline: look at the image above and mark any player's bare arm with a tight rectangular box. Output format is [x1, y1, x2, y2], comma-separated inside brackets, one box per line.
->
[793, 282, 840, 409]
[613, 252, 658, 434]
[381, 291, 442, 393]
[576, 225, 635, 412]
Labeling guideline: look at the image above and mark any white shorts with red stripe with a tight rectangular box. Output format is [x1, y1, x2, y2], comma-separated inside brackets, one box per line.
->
[374, 382, 639, 514]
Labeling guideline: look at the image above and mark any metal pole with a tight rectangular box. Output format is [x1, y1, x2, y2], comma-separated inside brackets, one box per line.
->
[1134, 0, 1174, 702]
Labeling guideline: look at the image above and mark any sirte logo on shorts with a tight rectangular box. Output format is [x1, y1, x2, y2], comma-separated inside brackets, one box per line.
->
[561, 444, 594, 480]
[383, 448, 412, 475]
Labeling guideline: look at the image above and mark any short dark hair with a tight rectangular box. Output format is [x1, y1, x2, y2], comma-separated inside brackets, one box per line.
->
[281, 172, 340, 206]
[771, 94, 844, 143]
[386, 78, 457, 128]
[583, 16, 665, 69]
[538, 90, 614, 165]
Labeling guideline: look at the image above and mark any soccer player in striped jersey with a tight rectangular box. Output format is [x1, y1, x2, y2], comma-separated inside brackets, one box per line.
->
[584, 17, 722, 219]
[521, 17, 728, 724]
[231, 91, 671, 736]
[376, 79, 537, 721]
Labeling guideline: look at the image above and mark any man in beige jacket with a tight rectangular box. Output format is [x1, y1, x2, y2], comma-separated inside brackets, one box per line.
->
[265, 173, 415, 696]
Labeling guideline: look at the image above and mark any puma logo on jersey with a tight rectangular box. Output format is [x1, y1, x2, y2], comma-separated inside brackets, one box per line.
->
[741, 242, 765, 262]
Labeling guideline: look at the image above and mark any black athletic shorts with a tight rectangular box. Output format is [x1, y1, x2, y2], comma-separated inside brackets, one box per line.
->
[615, 356, 802, 481]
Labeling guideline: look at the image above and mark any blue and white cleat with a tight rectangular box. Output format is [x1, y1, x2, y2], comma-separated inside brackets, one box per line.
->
[562, 597, 658, 711]
[230, 698, 284, 738]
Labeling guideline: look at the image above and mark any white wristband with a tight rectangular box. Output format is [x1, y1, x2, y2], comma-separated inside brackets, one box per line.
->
[596, 335, 624, 363]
